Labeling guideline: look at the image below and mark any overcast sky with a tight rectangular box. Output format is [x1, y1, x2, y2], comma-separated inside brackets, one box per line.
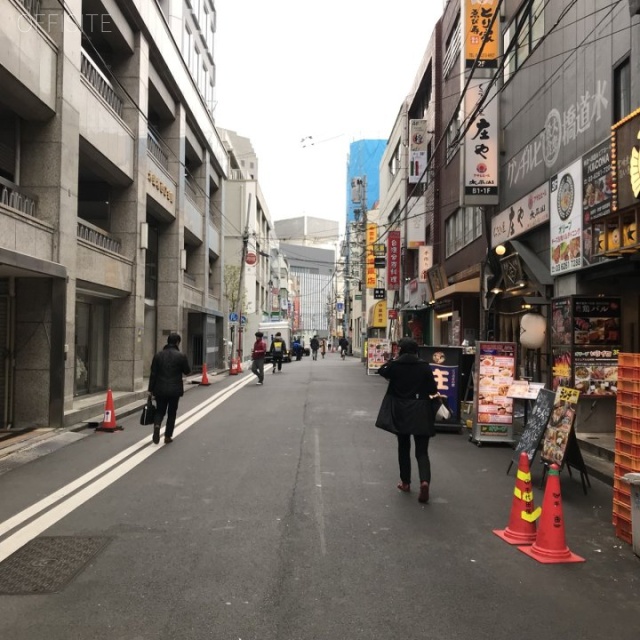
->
[214, 1, 443, 231]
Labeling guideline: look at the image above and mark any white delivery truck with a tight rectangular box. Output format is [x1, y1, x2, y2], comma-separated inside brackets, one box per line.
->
[258, 320, 293, 363]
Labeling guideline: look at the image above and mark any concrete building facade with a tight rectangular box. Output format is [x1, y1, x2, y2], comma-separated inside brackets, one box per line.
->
[0, 0, 228, 429]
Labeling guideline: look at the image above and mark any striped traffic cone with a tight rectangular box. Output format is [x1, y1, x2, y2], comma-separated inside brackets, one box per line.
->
[494, 452, 540, 545]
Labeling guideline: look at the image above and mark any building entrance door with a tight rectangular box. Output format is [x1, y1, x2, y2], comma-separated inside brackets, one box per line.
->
[74, 300, 109, 396]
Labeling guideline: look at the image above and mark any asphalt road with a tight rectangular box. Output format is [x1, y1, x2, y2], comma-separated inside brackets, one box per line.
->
[0, 353, 638, 640]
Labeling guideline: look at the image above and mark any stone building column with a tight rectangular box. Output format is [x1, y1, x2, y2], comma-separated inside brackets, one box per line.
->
[108, 32, 149, 391]
[157, 103, 186, 342]
[19, 0, 82, 415]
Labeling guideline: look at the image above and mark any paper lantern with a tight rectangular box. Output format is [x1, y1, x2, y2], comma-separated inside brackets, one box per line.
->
[520, 313, 547, 350]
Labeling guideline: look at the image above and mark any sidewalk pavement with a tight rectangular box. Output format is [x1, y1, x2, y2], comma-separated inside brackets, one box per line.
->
[0, 367, 231, 467]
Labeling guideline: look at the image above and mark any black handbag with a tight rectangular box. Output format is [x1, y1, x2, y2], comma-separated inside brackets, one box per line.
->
[140, 395, 156, 426]
[375, 393, 396, 434]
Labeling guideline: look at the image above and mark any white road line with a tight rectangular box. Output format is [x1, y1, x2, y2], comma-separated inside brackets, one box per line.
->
[313, 428, 327, 556]
[0, 373, 254, 549]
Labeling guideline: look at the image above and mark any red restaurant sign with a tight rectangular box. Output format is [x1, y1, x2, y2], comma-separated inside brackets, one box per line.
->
[387, 230, 401, 290]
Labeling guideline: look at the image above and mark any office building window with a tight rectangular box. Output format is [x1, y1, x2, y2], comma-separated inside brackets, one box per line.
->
[388, 142, 400, 177]
[503, 0, 544, 83]
[445, 207, 482, 257]
[614, 58, 631, 122]
[443, 14, 461, 78]
[446, 114, 460, 164]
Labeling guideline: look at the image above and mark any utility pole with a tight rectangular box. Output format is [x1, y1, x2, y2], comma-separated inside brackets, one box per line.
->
[233, 193, 252, 364]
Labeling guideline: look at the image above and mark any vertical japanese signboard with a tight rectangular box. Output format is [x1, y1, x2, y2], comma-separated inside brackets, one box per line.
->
[366, 223, 377, 289]
[582, 140, 612, 267]
[418, 245, 433, 282]
[387, 230, 401, 290]
[464, 0, 499, 69]
[462, 78, 499, 204]
[419, 346, 463, 430]
[550, 159, 583, 275]
[409, 119, 428, 184]
[472, 341, 517, 444]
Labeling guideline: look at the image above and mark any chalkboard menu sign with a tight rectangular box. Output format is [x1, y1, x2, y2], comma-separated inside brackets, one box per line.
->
[510, 389, 555, 469]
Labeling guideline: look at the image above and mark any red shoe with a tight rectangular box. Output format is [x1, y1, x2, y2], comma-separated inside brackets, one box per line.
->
[397, 481, 411, 492]
[418, 481, 430, 503]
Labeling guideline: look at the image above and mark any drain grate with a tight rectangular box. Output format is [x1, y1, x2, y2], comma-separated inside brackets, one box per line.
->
[0, 536, 111, 595]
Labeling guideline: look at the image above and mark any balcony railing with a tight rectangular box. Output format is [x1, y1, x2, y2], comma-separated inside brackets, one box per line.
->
[80, 49, 124, 118]
[20, 0, 41, 18]
[0, 176, 37, 217]
[147, 130, 169, 171]
[77, 220, 121, 254]
[185, 177, 199, 203]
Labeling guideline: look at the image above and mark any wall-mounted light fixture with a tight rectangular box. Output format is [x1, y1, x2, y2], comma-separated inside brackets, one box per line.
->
[516, 279, 527, 288]
[436, 311, 454, 320]
[180, 249, 187, 271]
[495, 244, 507, 256]
[140, 222, 149, 250]
[490, 286, 503, 295]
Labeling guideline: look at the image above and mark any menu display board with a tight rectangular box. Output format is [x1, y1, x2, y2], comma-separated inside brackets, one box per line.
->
[367, 339, 391, 375]
[573, 347, 620, 396]
[541, 387, 580, 466]
[551, 296, 622, 393]
[472, 342, 516, 443]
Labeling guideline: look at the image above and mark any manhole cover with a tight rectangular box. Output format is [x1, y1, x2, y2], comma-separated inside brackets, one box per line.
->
[0, 536, 111, 595]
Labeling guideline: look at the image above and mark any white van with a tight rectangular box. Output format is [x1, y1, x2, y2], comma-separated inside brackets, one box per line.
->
[258, 321, 293, 363]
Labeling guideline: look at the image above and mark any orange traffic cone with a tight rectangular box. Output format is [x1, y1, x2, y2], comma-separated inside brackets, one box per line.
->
[229, 358, 239, 376]
[95, 389, 123, 432]
[199, 363, 211, 386]
[519, 464, 585, 563]
[494, 452, 540, 545]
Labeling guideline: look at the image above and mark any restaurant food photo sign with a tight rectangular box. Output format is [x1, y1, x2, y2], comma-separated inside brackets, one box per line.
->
[550, 159, 583, 275]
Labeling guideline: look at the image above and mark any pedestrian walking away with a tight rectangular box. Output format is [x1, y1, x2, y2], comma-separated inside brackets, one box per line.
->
[269, 331, 287, 373]
[310, 335, 320, 361]
[320, 338, 326, 359]
[339, 337, 349, 360]
[148, 333, 192, 445]
[292, 337, 303, 361]
[251, 331, 267, 384]
[375, 338, 438, 503]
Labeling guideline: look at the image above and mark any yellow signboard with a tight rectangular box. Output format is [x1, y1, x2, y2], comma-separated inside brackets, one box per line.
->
[464, 0, 499, 69]
[372, 301, 388, 328]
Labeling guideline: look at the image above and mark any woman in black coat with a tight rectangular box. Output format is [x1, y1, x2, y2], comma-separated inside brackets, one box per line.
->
[377, 338, 438, 503]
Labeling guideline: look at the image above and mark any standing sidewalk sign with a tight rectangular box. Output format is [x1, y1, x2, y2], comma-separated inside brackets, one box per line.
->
[540, 386, 590, 493]
[419, 346, 464, 432]
[507, 388, 556, 475]
[471, 341, 517, 445]
[367, 338, 391, 375]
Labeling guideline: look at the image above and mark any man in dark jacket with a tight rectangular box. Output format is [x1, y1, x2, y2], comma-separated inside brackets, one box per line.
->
[377, 338, 438, 503]
[310, 335, 320, 360]
[269, 332, 287, 373]
[149, 333, 191, 445]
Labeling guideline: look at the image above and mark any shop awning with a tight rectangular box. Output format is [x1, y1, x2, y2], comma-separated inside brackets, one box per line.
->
[510, 240, 553, 286]
[434, 276, 481, 300]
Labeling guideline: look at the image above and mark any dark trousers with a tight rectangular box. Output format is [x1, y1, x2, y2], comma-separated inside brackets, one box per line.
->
[272, 356, 283, 371]
[397, 434, 431, 484]
[154, 396, 180, 438]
